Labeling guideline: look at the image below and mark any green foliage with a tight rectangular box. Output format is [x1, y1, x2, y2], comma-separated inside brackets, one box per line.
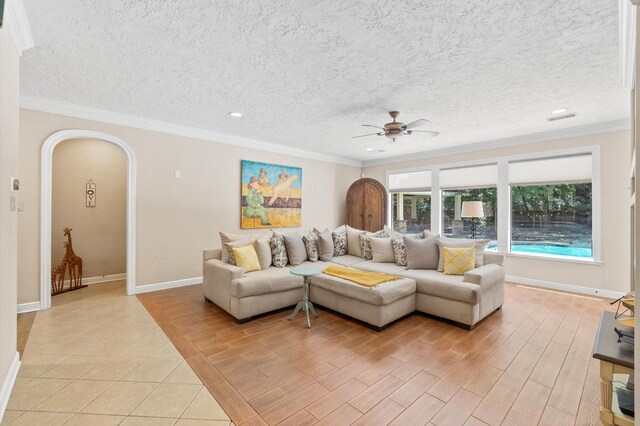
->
[511, 183, 591, 214]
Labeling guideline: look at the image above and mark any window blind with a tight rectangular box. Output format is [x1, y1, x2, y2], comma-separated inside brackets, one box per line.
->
[509, 154, 592, 185]
[439, 164, 498, 189]
[388, 170, 431, 191]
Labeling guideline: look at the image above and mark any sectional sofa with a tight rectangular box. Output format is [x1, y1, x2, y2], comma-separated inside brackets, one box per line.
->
[203, 229, 505, 330]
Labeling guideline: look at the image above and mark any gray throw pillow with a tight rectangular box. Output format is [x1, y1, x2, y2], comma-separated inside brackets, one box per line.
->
[253, 234, 272, 269]
[270, 233, 288, 267]
[370, 237, 395, 263]
[224, 238, 256, 266]
[283, 232, 308, 266]
[404, 235, 440, 270]
[315, 229, 334, 261]
[346, 226, 366, 257]
[436, 238, 489, 271]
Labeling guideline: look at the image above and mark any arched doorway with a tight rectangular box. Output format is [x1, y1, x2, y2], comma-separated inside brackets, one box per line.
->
[40, 130, 137, 309]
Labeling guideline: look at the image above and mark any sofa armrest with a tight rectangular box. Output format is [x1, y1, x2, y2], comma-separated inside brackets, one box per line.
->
[203, 249, 222, 261]
[463, 264, 505, 286]
[204, 259, 243, 282]
[483, 252, 504, 266]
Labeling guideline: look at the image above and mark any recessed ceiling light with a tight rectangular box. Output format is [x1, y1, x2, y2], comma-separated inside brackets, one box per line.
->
[228, 112, 242, 117]
[551, 108, 568, 114]
[365, 147, 374, 152]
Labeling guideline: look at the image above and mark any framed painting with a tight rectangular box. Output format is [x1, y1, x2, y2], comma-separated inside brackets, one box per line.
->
[241, 160, 302, 229]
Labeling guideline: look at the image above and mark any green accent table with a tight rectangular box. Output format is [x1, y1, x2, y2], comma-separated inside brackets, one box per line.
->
[289, 266, 323, 328]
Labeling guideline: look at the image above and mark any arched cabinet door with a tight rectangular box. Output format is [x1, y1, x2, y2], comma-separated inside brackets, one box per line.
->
[346, 178, 387, 232]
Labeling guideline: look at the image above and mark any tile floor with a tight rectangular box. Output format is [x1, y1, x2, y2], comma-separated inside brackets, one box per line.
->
[2, 281, 232, 426]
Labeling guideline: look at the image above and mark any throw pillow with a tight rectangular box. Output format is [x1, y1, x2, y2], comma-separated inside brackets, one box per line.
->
[283, 232, 308, 266]
[332, 229, 348, 256]
[359, 230, 386, 260]
[346, 225, 366, 257]
[302, 232, 319, 262]
[316, 229, 334, 261]
[270, 233, 289, 267]
[442, 247, 476, 275]
[370, 237, 395, 263]
[391, 239, 407, 266]
[253, 234, 272, 270]
[232, 245, 262, 273]
[224, 238, 256, 265]
[436, 238, 489, 271]
[404, 235, 440, 270]
[219, 231, 259, 263]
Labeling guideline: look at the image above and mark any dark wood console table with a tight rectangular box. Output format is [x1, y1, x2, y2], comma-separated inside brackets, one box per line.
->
[592, 311, 634, 426]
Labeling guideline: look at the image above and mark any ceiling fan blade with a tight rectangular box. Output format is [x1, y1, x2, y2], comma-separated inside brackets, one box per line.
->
[362, 124, 386, 130]
[409, 130, 439, 136]
[404, 119, 432, 130]
[352, 132, 382, 139]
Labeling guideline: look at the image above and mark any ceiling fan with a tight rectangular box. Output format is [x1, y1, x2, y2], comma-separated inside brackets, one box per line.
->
[353, 111, 439, 143]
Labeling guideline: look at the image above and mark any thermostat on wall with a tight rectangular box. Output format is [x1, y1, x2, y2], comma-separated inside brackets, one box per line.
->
[11, 177, 19, 191]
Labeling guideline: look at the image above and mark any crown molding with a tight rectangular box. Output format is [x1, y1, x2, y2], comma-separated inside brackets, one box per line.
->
[19, 95, 363, 167]
[4, 0, 34, 56]
[361, 118, 631, 167]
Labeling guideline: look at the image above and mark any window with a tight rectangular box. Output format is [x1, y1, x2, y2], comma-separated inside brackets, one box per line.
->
[509, 154, 593, 258]
[388, 170, 431, 233]
[391, 192, 431, 232]
[440, 165, 498, 242]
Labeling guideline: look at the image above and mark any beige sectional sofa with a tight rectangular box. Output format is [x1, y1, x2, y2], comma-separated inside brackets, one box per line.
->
[203, 247, 505, 330]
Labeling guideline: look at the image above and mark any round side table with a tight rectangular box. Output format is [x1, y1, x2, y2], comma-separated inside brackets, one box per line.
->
[289, 266, 322, 328]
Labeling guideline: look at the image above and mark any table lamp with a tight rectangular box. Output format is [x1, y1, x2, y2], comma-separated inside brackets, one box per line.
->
[461, 201, 484, 239]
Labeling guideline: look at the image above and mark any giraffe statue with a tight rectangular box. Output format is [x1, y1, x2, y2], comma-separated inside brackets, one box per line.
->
[63, 228, 83, 289]
[51, 253, 67, 295]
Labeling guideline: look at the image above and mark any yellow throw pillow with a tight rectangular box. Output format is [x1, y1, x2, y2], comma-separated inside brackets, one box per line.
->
[232, 244, 262, 273]
[443, 247, 475, 275]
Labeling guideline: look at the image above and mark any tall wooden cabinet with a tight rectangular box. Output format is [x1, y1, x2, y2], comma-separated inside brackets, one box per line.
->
[346, 178, 387, 232]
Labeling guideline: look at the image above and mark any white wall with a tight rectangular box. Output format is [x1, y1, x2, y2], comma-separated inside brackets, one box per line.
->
[52, 138, 127, 279]
[0, 16, 21, 421]
[17, 109, 362, 303]
[363, 131, 631, 296]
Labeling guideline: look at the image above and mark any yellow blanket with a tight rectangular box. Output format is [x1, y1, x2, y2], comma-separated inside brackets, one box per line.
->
[323, 265, 401, 287]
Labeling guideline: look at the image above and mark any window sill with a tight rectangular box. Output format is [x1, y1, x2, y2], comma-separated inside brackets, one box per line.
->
[489, 250, 603, 266]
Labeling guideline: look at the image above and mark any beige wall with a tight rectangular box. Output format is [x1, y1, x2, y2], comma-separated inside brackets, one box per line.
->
[363, 131, 631, 295]
[52, 139, 127, 278]
[18, 109, 362, 303]
[0, 24, 20, 402]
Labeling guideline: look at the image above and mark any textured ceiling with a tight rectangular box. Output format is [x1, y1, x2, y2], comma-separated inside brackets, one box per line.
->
[21, 0, 628, 162]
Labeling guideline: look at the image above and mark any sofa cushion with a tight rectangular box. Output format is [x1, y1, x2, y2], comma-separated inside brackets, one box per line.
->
[443, 247, 475, 275]
[355, 261, 408, 275]
[232, 245, 262, 273]
[254, 234, 272, 270]
[220, 231, 265, 263]
[224, 238, 256, 265]
[400, 269, 480, 305]
[302, 232, 319, 262]
[315, 229, 334, 261]
[436, 238, 489, 271]
[370, 237, 395, 263]
[332, 229, 348, 256]
[404, 235, 440, 270]
[270, 234, 289, 268]
[230, 267, 302, 298]
[346, 226, 366, 257]
[331, 255, 366, 267]
[310, 273, 416, 306]
[284, 232, 308, 266]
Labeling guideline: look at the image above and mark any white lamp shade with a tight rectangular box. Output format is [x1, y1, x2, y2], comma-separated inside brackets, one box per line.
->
[461, 201, 484, 218]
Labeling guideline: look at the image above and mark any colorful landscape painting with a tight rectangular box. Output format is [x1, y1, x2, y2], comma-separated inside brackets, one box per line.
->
[241, 160, 302, 229]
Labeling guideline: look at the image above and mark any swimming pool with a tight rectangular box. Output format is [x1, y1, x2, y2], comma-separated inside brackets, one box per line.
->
[487, 244, 592, 258]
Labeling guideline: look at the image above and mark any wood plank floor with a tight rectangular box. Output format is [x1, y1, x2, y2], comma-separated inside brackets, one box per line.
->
[137, 283, 615, 426]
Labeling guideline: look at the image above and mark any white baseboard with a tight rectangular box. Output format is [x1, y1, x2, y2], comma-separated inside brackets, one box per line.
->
[506, 275, 626, 299]
[62, 273, 127, 287]
[133, 276, 202, 295]
[17, 302, 42, 314]
[0, 352, 21, 423]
